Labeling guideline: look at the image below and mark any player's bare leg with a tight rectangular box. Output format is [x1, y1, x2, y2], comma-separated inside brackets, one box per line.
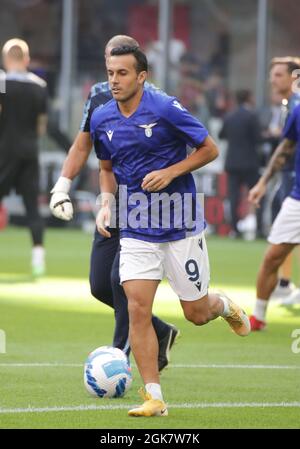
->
[250, 243, 296, 330]
[257, 244, 295, 299]
[280, 251, 293, 281]
[180, 292, 250, 336]
[123, 279, 168, 417]
[272, 252, 294, 298]
[180, 293, 222, 324]
[124, 279, 159, 384]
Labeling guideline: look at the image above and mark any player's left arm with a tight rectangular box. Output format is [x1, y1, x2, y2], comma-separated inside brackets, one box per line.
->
[96, 159, 117, 238]
[142, 135, 218, 192]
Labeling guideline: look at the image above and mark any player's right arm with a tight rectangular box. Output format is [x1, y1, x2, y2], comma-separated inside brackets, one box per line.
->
[249, 103, 300, 207]
[248, 138, 296, 207]
[96, 160, 117, 238]
[49, 131, 93, 221]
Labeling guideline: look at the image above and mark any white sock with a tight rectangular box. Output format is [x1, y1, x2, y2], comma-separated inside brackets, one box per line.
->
[32, 246, 45, 267]
[219, 294, 230, 317]
[253, 298, 268, 321]
[145, 383, 163, 401]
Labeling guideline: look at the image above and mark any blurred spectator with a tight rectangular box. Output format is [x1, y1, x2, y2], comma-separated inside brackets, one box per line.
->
[145, 38, 186, 92]
[219, 89, 262, 237]
[177, 66, 210, 129]
[259, 90, 284, 166]
[205, 71, 229, 118]
[209, 31, 230, 79]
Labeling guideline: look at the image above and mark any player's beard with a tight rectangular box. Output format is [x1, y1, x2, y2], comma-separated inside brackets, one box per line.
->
[113, 85, 139, 103]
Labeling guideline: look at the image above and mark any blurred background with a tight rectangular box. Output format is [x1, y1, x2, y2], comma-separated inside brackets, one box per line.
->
[0, 0, 299, 237]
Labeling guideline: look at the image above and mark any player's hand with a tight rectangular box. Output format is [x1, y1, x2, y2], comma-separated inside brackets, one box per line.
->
[50, 192, 73, 221]
[50, 177, 73, 221]
[96, 204, 111, 238]
[248, 180, 267, 208]
[141, 168, 174, 192]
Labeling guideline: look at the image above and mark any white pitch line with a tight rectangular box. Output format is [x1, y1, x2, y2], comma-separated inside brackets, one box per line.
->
[0, 363, 299, 369]
[171, 364, 300, 370]
[0, 363, 82, 367]
[0, 402, 300, 415]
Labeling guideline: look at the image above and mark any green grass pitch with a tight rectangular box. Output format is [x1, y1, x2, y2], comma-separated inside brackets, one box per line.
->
[0, 226, 299, 429]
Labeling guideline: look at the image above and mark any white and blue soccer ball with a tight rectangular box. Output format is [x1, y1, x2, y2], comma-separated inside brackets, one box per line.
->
[84, 346, 132, 398]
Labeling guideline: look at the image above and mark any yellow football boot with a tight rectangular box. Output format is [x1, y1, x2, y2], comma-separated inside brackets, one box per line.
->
[221, 295, 251, 336]
[128, 388, 168, 417]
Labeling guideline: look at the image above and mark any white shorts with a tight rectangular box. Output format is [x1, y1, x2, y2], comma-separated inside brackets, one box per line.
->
[119, 233, 210, 301]
[268, 197, 300, 244]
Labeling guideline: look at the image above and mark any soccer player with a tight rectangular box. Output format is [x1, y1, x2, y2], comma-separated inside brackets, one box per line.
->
[248, 103, 300, 329]
[267, 57, 300, 301]
[92, 45, 250, 417]
[49, 35, 179, 371]
[0, 38, 47, 276]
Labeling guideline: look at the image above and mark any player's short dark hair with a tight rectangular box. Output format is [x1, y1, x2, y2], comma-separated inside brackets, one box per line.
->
[270, 57, 300, 74]
[236, 89, 252, 105]
[110, 45, 148, 73]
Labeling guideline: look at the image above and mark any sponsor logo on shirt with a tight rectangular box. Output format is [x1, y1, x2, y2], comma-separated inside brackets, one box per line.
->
[106, 130, 114, 141]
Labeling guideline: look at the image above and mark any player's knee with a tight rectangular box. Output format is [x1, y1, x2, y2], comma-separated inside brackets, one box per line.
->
[264, 249, 285, 271]
[127, 296, 150, 324]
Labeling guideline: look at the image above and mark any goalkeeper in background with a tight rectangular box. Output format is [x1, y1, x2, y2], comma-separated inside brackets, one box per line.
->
[0, 38, 47, 276]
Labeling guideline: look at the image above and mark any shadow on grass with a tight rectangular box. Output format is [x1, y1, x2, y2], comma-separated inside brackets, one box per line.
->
[279, 304, 300, 317]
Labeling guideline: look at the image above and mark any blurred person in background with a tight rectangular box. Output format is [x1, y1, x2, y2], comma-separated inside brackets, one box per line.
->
[145, 37, 186, 93]
[219, 89, 262, 239]
[0, 38, 47, 277]
[248, 103, 300, 330]
[177, 53, 210, 130]
[259, 90, 285, 166]
[262, 57, 300, 303]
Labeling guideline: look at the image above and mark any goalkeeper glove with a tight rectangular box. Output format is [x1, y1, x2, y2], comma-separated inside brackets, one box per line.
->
[50, 177, 73, 221]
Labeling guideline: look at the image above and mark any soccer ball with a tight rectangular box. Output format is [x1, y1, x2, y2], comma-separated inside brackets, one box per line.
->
[84, 346, 132, 398]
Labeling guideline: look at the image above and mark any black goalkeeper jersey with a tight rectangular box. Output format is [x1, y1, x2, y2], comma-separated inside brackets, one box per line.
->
[0, 71, 47, 160]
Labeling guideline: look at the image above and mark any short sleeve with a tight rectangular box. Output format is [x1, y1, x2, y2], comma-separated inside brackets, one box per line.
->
[90, 110, 111, 161]
[161, 98, 209, 147]
[283, 105, 300, 142]
[94, 139, 111, 160]
[80, 92, 92, 132]
[0, 70, 5, 95]
[39, 85, 48, 114]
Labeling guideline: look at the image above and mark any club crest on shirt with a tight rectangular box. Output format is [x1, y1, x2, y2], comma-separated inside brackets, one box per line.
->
[138, 122, 157, 138]
[106, 130, 114, 141]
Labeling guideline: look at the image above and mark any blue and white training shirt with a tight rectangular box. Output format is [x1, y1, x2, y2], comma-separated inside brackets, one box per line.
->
[90, 89, 209, 243]
[282, 103, 300, 200]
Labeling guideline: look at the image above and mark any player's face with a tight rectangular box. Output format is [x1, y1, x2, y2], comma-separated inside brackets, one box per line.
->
[269, 64, 292, 95]
[106, 54, 146, 103]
